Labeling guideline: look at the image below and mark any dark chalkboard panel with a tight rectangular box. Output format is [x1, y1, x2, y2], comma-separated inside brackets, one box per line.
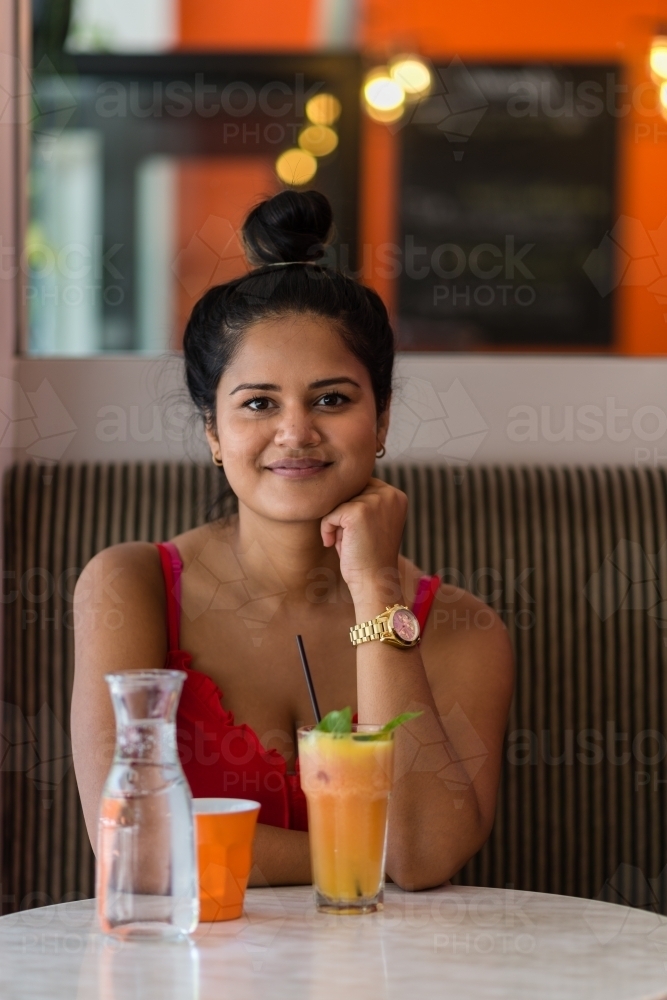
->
[397, 63, 618, 351]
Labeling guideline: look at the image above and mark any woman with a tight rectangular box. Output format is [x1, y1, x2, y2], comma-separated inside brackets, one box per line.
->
[72, 189, 513, 891]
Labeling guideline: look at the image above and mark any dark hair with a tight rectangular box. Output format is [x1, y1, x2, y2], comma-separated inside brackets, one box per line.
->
[182, 189, 395, 517]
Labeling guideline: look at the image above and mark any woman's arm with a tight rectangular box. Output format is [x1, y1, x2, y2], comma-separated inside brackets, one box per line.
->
[321, 478, 514, 891]
[355, 585, 513, 891]
[71, 543, 171, 842]
[71, 542, 313, 886]
[247, 826, 311, 886]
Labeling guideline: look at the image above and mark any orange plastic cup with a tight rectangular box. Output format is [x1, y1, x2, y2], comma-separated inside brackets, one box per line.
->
[193, 798, 260, 922]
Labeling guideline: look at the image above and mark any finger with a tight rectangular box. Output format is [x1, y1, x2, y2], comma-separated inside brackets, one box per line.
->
[321, 508, 344, 547]
[320, 500, 353, 536]
[322, 526, 336, 548]
[320, 488, 386, 545]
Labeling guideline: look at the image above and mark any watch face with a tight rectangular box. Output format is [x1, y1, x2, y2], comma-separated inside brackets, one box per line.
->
[391, 607, 420, 643]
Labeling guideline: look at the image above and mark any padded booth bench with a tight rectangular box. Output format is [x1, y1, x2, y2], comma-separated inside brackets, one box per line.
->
[3, 462, 667, 914]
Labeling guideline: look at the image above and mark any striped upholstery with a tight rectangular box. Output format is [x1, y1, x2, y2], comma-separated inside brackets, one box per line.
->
[3, 462, 667, 914]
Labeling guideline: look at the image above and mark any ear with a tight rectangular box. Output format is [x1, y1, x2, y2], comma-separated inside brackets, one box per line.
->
[204, 423, 221, 462]
[376, 395, 391, 447]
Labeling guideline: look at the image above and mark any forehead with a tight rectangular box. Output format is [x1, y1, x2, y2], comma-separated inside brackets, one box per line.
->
[220, 312, 371, 387]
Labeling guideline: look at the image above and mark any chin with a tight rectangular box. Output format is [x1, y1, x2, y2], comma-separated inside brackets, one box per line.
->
[258, 488, 343, 523]
[259, 501, 336, 523]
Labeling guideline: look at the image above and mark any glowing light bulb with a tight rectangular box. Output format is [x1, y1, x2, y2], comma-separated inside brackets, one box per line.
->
[306, 93, 342, 126]
[389, 55, 432, 98]
[298, 125, 338, 157]
[650, 36, 667, 79]
[363, 69, 405, 113]
[275, 148, 317, 185]
[365, 102, 405, 123]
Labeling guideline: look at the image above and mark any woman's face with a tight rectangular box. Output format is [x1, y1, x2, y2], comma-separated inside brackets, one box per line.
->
[207, 312, 390, 523]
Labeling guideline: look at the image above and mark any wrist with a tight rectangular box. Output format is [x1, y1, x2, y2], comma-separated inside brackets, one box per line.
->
[352, 591, 407, 621]
[347, 567, 404, 615]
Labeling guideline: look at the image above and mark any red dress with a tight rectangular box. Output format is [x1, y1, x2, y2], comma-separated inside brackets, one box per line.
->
[156, 541, 440, 832]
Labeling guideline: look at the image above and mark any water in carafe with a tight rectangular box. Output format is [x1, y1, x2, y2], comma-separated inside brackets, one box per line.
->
[96, 670, 199, 940]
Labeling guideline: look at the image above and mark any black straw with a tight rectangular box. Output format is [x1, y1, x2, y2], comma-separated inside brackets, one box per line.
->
[296, 634, 321, 723]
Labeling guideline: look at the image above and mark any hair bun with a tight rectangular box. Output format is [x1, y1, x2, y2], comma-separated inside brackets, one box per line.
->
[242, 189, 333, 267]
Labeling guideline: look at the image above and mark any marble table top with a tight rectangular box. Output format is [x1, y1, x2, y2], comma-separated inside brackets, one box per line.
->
[1, 884, 667, 999]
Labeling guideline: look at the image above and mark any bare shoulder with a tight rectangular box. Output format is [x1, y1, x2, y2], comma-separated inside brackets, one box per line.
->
[75, 540, 164, 606]
[73, 541, 169, 671]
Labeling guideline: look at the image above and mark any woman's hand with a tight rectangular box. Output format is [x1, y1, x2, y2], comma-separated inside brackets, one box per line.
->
[320, 477, 408, 608]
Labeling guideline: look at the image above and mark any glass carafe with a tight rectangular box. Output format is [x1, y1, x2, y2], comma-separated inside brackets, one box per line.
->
[96, 670, 199, 940]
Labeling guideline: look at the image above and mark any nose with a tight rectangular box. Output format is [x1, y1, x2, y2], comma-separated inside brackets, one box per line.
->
[273, 402, 322, 450]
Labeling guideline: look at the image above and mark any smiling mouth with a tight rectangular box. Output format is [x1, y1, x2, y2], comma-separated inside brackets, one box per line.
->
[264, 459, 333, 479]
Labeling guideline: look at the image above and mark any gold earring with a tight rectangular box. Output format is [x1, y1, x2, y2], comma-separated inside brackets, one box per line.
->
[375, 444, 386, 459]
[211, 454, 224, 467]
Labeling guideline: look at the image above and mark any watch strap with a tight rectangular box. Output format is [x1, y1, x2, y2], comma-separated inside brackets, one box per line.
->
[349, 616, 389, 646]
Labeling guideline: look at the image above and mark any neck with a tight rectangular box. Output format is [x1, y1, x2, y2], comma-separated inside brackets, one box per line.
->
[231, 501, 346, 602]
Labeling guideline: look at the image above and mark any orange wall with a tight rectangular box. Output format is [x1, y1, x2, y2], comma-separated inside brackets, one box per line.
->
[179, 0, 316, 50]
[173, 159, 280, 346]
[178, 0, 667, 354]
[361, 0, 663, 60]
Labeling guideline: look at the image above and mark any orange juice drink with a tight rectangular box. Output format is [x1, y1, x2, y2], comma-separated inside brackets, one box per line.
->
[297, 725, 395, 914]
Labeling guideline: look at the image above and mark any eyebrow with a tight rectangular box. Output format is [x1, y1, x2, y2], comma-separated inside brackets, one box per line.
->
[229, 377, 361, 395]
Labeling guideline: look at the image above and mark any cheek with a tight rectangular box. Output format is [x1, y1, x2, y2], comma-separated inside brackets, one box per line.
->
[216, 429, 263, 503]
[335, 410, 378, 449]
[217, 415, 269, 466]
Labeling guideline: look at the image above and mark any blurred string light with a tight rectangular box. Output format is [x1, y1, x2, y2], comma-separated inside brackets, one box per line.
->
[306, 93, 341, 126]
[363, 67, 405, 122]
[275, 148, 317, 185]
[389, 54, 432, 100]
[650, 35, 667, 79]
[649, 35, 667, 118]
[276, 92, 341, 185]
[298, 125, 338, 156]
[362, 54, 431, 123]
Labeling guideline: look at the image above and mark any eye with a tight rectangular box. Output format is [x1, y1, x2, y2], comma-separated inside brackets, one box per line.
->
[316, 392, 350, 407]
[242, 395, 275, 412]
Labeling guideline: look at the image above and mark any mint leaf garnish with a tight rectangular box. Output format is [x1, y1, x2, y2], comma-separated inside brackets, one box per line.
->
[314, 707, 422, 738]
[379, 711, 423, 733]
[314, 706, 352, 734]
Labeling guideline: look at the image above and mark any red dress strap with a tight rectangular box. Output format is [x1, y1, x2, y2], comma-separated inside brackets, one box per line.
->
[412, 574, 441, 632]
[156, 542, 182, 652]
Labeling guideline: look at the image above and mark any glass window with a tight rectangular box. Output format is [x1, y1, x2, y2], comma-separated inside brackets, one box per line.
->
[396, 64, 618, 352]
[27, 55, 361, 354]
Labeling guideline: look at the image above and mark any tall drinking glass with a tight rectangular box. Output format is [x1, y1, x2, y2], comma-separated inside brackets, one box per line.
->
[297, 725, 395, 914]
[96, 669, 199, 940]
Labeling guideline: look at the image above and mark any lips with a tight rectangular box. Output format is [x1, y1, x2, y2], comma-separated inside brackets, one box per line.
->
[264, 458, 332, 479]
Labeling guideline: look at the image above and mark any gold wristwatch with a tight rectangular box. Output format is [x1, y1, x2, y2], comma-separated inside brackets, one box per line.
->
[349, 604, 421, 648]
